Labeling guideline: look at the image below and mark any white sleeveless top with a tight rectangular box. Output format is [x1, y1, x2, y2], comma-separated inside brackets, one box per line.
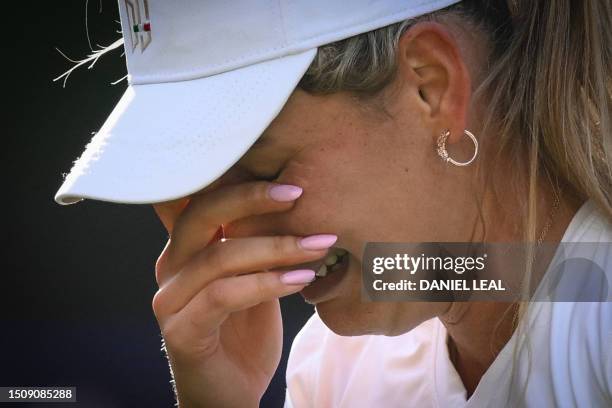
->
[285, 201, 612, 407]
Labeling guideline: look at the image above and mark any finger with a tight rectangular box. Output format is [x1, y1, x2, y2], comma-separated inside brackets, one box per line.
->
[224, 212, 290, 239]
[154, 234, 335, 316]
[158, 269, 314, 334]
[153, 198, 191, 234]
[152, 167, 253, 235]
[164, 182, 303, 272]
[156, 225, 225, 286]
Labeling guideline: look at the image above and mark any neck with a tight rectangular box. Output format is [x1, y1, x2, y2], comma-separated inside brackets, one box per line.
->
[439, 183, 581, 397]
[441, 302, 516, 396]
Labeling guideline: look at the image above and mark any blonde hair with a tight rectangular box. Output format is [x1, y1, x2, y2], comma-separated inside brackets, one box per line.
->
[299, 0, 612, 223]
[299, 0, 612, 401]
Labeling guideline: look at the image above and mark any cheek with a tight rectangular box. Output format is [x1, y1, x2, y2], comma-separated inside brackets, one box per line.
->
[274, 138, 422, 237]
[265, 130, 438, 242]
[274, 148, 345, 233]
[279, 137, 399, 237]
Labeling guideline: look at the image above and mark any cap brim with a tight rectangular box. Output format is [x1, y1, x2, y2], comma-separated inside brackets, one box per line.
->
[55, 49, 316, 205]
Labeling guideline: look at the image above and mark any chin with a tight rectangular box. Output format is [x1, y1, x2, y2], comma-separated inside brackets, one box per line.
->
[315, 298, 390, 336]
[315, 298, 432, 337]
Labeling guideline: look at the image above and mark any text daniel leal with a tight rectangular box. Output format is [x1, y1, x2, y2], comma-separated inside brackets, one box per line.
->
[372, 279, 506, 291]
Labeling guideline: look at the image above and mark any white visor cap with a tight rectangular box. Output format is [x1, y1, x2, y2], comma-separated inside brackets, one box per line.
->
[55, 0, 461, 205]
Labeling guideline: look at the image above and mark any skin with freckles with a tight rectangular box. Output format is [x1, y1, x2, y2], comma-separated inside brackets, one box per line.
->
[153, 20, 580, 401]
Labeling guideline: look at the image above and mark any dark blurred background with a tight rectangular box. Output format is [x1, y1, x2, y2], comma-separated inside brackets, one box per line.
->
[3, 1, 313, 406]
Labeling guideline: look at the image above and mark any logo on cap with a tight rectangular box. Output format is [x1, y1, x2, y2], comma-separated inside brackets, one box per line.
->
[125, 0, 152, 53]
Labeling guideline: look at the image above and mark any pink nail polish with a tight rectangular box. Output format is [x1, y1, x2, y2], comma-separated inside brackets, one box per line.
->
[268, 184, 303, 202]
[299, 234, 338, 251]
[280, 269, 316, 285]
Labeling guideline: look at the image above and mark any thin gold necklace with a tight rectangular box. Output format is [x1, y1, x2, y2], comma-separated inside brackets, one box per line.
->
[447, 187, 563, 368]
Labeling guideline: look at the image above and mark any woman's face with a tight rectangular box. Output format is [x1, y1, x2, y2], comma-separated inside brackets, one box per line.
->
[220, 84, 477, 335]
[157, 22, 483, 335]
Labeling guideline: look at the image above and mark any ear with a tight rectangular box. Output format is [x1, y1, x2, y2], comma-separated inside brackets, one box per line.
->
[397, 21, 471, 144]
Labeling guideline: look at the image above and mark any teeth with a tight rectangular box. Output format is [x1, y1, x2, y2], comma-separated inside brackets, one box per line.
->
[324, 254, 338, 266]
[315, 249, 348, 278]
[316, 264, 328, 277]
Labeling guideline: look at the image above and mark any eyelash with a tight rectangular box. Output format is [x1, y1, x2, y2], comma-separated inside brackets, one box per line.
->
[258, 169, 281, 182]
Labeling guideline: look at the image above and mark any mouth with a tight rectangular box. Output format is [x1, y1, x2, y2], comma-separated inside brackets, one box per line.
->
[314, 248, 348, 279]
[299, 247, 351, 304]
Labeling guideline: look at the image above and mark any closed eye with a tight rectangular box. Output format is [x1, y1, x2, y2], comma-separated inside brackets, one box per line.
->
[236, 162, 282, 182]
[256, 169, 282, 182]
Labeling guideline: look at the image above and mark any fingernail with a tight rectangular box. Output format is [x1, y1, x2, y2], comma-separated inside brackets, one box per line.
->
[299, 234, 338, 251]
[268, 184, 303, 202]
[280, 269, 316, 285]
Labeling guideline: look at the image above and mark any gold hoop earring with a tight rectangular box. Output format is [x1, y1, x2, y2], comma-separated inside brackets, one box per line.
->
[436, 129, 479, 167]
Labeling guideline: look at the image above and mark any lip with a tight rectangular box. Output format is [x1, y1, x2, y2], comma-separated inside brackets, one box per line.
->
[289, 246, 346, 276]
[300, 252, 350, 304]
